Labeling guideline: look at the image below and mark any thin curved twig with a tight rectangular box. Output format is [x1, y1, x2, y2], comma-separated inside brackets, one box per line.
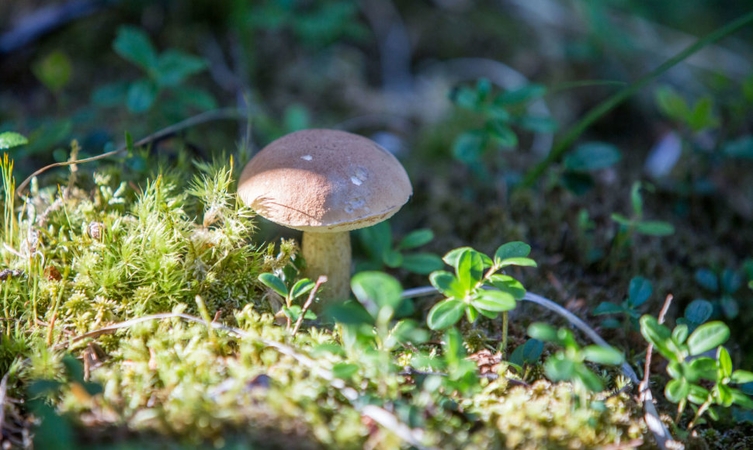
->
[401, 285, 676, 448]
[16, 107, 246, 197]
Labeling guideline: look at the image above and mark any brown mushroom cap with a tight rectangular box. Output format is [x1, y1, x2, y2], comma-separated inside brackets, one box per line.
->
[238, 129, 412, 232]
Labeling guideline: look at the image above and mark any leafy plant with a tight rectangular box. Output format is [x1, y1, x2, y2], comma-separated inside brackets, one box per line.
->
[676, 299, 714, 334]
[608, 181, 674, 268]
[694, 267, 744, 320]
[656, 86, 720, 133]
[508, 338, 544, 379]
[426, 242, 536, 355]
[93, 26, 215, 115]
[450, 78, 557, 177]
[640, 315, 753, 430]
[561, 141, 622, 194]
[0, 132, 29, 150]
[527, 323, 624, 401]
[355, 221, 443, 275]
[257, 272, 316, 327]
[593, 276, 653, 330]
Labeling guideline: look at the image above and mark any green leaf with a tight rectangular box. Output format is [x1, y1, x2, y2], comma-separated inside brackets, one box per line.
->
[452, 131, 485, 164]
[456, 249, 484, 292]
[488, 274, 526, 299]
[32, 50, 72, 93]
[695, 268, 719, 292]
[494, 241, 531, 262]
[717, 384, 734, 407]
[688, 384, 711, 404]
[471, 290, 516, 313]
[634, 220, 675, 236]
[0, 132, 28, 150]
[610, 213, 632, 227]
[126, 79, 158, 113]
[325, 301, 374, 326]
[684, 299, 713, 325]
[687, 97, 719, 132]
[487, 121, 518, 148]
[628, 276, 652, 307]
[497, 257, 537, 268]
[358, 221, 392, 262]
[630, 182, 644, 217]
[563, 142, 622, 172]
[731, 389, 753, 409]
[113, 26, 158, 70]
[154, 50, 207, 86]
[351, 271, 403, 318]
[173, 86, 218, 111]
[382, 249, 403, 268]
[452, 85, 480, 110]
[427, 299, 465, 330]
[289, 279, 314, 300]
[258, 273, 288, 297]
[429, 271, 465, 299]
[687, 321, 730, 356]
[444, 327, 467, 366]
[722, 135, 753, 159]
[400, 253, 444, 275]
[640, 315, 675, 360]
[720, 269, 742, 294]
[509, 339, 544, 366]
[517, 115, 558, 133]
[398, 229, 434, 250]
[592, 302, 625, 315]
[527, 322, 558, 343]
[672, 324, 689, 345]
[332, 363, 359, 380]
[687, 357, 718, 382]
[655, 86, 689, 122]
[442, 247, 493, 269]
[544, 355, 575, 382]
[731, 370, 753, 385]
[495, 83, 546, 106]
[91, 81, 129, 107]
[574, 364, 604, 392]
[718, 346, 733, 378]
[466, 304, 480, 322]
[581, 345, 624, 365]
[391, 320, 429, 345]
[665, 378, 690, 403]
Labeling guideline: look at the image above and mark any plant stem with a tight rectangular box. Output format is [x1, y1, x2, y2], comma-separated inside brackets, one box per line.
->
[500, 311, 509, 357]
[687, 399, 712, 431]
[518, 10, 753, 190]
[291, 275, 327, 336]
[195, 295, 216, 344]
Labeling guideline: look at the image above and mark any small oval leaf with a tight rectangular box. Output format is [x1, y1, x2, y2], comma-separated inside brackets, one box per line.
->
[687, 321, 730, 356]
[258, 273, 288, 298]
[427, 299, 466, 330]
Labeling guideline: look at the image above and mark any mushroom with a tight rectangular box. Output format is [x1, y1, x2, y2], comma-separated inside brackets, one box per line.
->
[238, 129, 412, 307]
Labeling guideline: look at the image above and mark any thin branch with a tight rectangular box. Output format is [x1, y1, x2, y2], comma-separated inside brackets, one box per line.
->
[16, 108, 246, 197]
[402, 285, 677, 449]
[291, 275, 327, 336]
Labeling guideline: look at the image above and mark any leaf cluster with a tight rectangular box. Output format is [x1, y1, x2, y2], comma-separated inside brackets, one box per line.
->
[427, 242, 536, 330]
[640, 315, 753, 428]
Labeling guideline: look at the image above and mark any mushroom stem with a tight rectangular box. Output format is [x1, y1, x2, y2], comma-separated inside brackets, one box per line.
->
[302, 231, 351, 308]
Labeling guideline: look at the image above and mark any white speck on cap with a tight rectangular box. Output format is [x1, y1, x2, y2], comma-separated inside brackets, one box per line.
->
[238, 129, 412, 232]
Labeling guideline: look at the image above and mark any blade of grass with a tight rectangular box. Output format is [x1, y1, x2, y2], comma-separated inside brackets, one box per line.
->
[518, 10, 753, 189]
